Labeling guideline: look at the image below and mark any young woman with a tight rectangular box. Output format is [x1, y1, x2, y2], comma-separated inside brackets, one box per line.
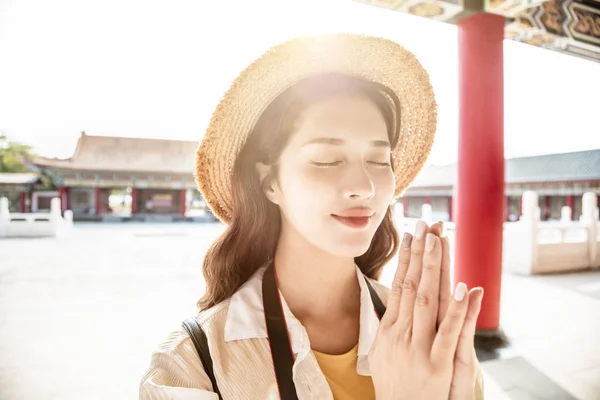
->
[140, 33, 485, 400]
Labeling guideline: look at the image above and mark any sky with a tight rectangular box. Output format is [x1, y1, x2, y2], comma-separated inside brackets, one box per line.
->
[0, 0, 599, 165]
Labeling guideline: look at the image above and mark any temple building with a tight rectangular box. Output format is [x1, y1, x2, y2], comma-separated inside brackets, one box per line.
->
[0, 172, 42, 212]
[29, 132, 202, 221]
[402, 149, 600, 221]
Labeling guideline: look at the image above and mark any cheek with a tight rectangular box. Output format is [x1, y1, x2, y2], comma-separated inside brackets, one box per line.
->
[275, 165, 340, 233]
[375, 169, 396, 200]
[279, 167, 336, 211]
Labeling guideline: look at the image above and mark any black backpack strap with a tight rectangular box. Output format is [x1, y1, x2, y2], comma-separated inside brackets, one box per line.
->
[182, 317, 223, 400]
[262, 263, 299, 400]
[363, 276, 387, 320]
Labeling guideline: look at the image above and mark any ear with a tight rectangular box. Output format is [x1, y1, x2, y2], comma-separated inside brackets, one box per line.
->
[255, 162, 280, 205]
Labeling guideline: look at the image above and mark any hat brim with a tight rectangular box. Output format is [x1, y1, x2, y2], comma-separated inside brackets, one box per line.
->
[195, 33, 437, 223]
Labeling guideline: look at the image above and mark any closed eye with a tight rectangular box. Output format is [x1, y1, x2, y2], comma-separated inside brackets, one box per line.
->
[368, 161, 391, 167]
[310, 161, 343, 168]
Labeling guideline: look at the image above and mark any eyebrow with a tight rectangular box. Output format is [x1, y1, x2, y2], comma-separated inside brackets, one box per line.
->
[302, 137, 391, 148]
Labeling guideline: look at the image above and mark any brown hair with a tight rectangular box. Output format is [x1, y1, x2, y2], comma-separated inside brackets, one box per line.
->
[198, 73, 401, 310]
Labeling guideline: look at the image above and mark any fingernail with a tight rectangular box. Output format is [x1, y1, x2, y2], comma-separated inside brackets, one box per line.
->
[415, 220, 427, 240]
[401, 232, 413, 248]
[473, 287, 484, 297]
[454, 282, 467, 301]
[425, 233, 436, 252]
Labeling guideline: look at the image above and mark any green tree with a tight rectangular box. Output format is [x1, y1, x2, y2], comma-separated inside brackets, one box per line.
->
[0, 134, 33, 173]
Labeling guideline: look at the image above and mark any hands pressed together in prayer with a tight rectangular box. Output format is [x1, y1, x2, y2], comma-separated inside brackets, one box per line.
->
[369, 221, 484, 400]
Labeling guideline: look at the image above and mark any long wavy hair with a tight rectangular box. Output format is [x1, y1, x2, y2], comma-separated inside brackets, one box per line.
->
[198, 73, 401, 310]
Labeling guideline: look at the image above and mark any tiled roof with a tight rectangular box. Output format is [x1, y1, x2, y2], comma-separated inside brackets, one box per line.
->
[411, 149, 600, 188]
[31, 132, 198, 175]
[506, 150, 600, 183]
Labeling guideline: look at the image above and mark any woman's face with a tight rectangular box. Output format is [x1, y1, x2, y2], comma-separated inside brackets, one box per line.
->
[263, 94, 395, 258]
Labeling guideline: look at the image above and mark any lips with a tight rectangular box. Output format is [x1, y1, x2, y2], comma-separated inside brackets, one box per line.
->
[332, 215, 372, 228]
[334, 208, 374, 218]
[331, 207, 374, 229]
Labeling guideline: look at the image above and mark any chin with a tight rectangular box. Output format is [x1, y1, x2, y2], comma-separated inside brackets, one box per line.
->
[326, 235, 375, 258]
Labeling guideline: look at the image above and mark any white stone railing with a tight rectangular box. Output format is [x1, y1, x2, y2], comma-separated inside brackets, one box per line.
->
[393, 193, 599, 275]
[0, 197, 73, 238]
[393, 203, 456, 234]
[503, 191, 599, 275]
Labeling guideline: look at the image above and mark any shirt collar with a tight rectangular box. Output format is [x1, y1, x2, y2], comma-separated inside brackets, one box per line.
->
[223, 264, 380, 375]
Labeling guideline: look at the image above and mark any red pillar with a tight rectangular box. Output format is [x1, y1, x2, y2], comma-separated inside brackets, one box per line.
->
[454, 13, 505, 332]
[402, 196, 409, 217]
[131, 188, 137, 214]
[180, 188, 187, 215]
[20, 191, 27, 213]
[58, 186, 67, 213]
[424, 195, 431, 205]
[566, 195, 574, 220]
[448, 196, 453, 222]
[544, 195, 551, 221]
[95, 187, 101, 215]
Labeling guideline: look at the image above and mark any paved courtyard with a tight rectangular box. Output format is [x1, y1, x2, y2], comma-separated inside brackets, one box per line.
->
[0, 223, 599, 399]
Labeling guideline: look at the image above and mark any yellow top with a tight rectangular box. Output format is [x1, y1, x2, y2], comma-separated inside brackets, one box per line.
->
[312, 344, 376, 400]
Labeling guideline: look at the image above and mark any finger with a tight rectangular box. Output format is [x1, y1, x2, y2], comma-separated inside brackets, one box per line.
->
[430, 282, 469, 364]
[430, 221, 443, 237]
[396, 220, 428, 333]
[455, 288, 484, 366]
[437, 236, 452, 328]
[412, 233, 442, 350]
[381, 232, 413, 326]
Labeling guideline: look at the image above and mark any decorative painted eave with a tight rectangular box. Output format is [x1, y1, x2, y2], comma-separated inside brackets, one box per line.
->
[354, 0, 600, 62]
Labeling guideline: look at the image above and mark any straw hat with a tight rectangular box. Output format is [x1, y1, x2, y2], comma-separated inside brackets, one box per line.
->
[195, 33, 437, 223]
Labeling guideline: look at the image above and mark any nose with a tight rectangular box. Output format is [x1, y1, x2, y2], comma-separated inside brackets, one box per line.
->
[342, 165, 375, 200]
